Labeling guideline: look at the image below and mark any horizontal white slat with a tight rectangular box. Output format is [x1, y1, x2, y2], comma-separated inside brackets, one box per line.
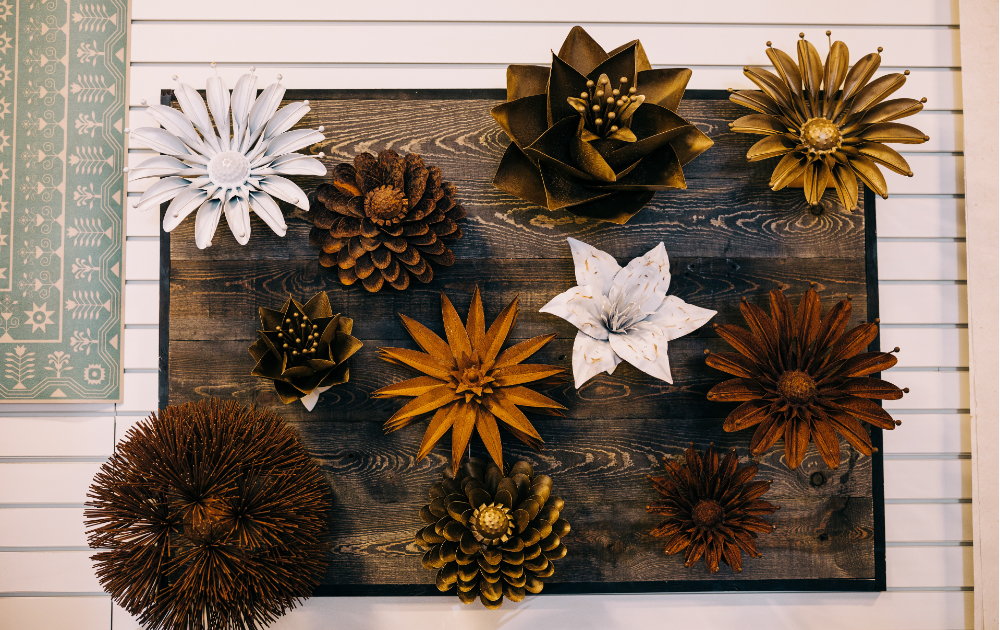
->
[877, 197, 965, 238]
[126, 65, 964, 110]
[126, 196, 160, 236]
[0, 598, 110, 629]
[0, 403, 117, 415]
[879, 283, 967, 325]
[883, 370, 969, 410]
[131, 0, 961, 25]
[0, 551, 102, 593]
[115, 415, 149, 446]
[878, 242, 966, 281]
[130, 23, 961, 67]
[124, 241, 160, 281]
[885, 503, 972, 542]
[117, 372, 159, 414]
[886, 546, 972, 588]
[123, 283, 160, 325]
[884, 154, 963, 195]
[883, 414, 971, 453]
[0, 508, 88, 547]
[882, 328, 968, 367]
[0, 463, 103, 504]
[884, 459, 971, 499]
[123, 328, 159, 370]
[0, 417, 114, 457]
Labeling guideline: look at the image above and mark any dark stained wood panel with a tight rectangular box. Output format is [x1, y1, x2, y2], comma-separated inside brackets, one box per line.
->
[162, 90, 884, 594]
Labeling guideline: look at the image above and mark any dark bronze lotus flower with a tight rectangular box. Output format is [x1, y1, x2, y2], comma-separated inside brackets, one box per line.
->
[491, 26, 714, 224]
[249, 292, 363, 410]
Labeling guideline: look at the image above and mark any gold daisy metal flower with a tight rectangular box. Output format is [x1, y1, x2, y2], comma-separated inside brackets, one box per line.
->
[729, 32, 929, 210]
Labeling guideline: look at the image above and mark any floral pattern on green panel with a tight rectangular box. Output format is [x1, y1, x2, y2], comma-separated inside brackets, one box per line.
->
[0, 0, 126, 400]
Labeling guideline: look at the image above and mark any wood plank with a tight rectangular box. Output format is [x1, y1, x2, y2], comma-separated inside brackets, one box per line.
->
[0, 463, 104, 504]
[0, 598, 110, 630]
[885, 503, 972, 542]
[882, 414, 971, 453]
[0, 417, 114, 457]
[885, 546, 972, 588]
[129, 23, 961, 68]
[130, 1, 961, 26]
[0, 508, 89, 547]
[0, 552, 102, 593]
[881, 328, 968, 368]
[884, 460, 971, 500]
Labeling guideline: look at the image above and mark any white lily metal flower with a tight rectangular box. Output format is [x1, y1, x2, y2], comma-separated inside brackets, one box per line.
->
[126, 67, 327, 249]
[541, 238, 716, 389]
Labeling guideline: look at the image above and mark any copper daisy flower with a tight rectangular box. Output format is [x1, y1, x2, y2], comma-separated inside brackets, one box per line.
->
[705, 287, 907, 470]
[729, 32, 929, 210]
[648, 444, 778, 573]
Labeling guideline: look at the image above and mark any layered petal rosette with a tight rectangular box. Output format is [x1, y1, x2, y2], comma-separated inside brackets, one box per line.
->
[540, 238, 716, 388]
[127, 67, 327, 248]
[491, 26, 714, 224]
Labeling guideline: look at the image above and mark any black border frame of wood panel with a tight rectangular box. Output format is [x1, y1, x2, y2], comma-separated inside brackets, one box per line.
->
[156, 88, 886, 595]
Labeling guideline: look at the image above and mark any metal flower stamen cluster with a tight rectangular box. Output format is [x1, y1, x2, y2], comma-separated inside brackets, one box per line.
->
[127, 66, 327, 248]
[729, 32, 929, 210]
[567, 74, 644, 141]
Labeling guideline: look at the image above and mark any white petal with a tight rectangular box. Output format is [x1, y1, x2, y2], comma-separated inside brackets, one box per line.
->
[162, 187, 209, 232]
[249, 191, 287, 237]
[173, 82, 212, 138]
[224, 195, 251, 245]
[145, 104, 204, 151]
[300, 385, 331, 412]
[194, 199, 223, 249]
[608, 242, 671, 316]
[257, 175, 308, 210]
[130, 127, 191, 157]
[128, 155, 191, 181]
[568, 237, 620, 296]
[264, 128, 325, 158]
[255, 154, 326, 177]
[572, 331, 620, 389]
[134, 177, 191, 212]
[539, 284, 609, 341]
[231, 73, 258, 145]
[243, 81, 285, 152]
[205, 75, 231, 151]
[644, 295, 717, 341]
[608, 322, 674, 384]
[263, 101, 310, 140]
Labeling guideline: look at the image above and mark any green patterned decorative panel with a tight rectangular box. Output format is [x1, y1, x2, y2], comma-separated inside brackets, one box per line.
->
[0, 0, 126, 401]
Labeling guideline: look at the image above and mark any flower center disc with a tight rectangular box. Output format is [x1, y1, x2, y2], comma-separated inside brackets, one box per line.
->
[800, 117, 843, 155]
[207, 151, 250, 188]
[471, 504, 511, 543]
[778, 370, 818, 404]
[364, 185, 408, 225]
[691, 499, 725, 529]
[183, 497, 229, 542]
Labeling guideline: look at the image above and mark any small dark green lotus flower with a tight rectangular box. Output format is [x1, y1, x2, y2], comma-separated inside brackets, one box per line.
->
[249, 292, 363, 410]
[491, 25, 714, 224]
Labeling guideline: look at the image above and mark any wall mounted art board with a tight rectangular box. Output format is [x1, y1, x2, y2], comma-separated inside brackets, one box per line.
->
[160, 89, 884, 594]
[0, 0, 128, 401]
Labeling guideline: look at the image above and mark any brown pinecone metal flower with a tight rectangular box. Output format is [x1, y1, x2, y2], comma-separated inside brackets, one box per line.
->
[648, 444, 778, 573]
[249, 291, 363, 410]
[729, 32, 929, 210]
[416, 458, 570, 609]
[308, 149, 465, 292]
[705, 287, 906, 470]
[373, 287, 565, 470]
[85, 399, 332, 630]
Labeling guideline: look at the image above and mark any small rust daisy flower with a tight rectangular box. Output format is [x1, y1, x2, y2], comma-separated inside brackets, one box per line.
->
[647, 444, 778, 573]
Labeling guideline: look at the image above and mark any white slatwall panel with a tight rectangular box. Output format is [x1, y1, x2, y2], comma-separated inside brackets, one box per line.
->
[1, 1, 971, 628]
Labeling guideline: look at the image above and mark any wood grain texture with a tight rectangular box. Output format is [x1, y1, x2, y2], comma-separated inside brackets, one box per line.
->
[165, 94, 880, 591]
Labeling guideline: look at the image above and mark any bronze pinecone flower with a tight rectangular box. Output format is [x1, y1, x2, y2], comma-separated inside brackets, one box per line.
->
[648, 444, 778, 573]
[705, 287, 906, 470]
[85, 399, 332, 630]
[416, 458, 570, 609]
[308, 149, 465, 292]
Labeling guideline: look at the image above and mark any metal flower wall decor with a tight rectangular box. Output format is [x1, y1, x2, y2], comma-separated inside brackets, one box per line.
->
[248, 292, 363, 411]
[541, 238, 716, 388]
[127, 66, 327, 248]
[373, 287, 565, 470]
[705, 287, 907, 470]
[729, 32, 929, 210]
[491, 26, 714, 224]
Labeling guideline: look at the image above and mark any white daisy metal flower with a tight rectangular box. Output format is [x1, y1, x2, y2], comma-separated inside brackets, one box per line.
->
[540, 238, 716, 389]
[126, 66, 327, 249]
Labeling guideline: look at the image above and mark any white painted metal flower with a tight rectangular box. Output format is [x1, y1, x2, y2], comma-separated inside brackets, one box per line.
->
[541, 238, 716, 388]
[126, 67, 327, 248]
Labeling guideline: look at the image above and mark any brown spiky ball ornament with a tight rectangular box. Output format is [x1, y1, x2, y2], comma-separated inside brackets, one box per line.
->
[85, 399, 332, 630]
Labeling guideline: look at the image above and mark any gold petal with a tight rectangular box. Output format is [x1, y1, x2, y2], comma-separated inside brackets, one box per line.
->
[797, 38, 824, 117]
[723, 400, 772, 432]
[707, 378, 766, 402]
[475, 407, 504, 470]
[859, 98, 925, 124]
[821, 407, 874, 454]
[378, 347, 452, 380]
[743, 66, 799, 123]
[842, 52, 881, 102]
[831, 162, 861, 211]
[399, 314, 451, 361]
[451, 401, 477, 470]
[847, 73, 907, 117]
[848, 154, 888, 198]
[501, 385, 565, 410]
[836, 352, 898, 378]
[730, 114, 788, 136]
[493, 334, 556, 370]
[803, 159, 831, 206]
[506, 64, 550, 101]
[466, 286, 486, 352]
[483, 391, 543, 441]
[769, 152, 808, 191]
[492, 364, 564, 387]
[482, 297, 520, 364]
[822, 40, 850, 117]
[570, 132, 616, 182]
[784, 416, 812, 470]
[832, 396, 898, 430]
[636, 67, 691, 112]
[385, 385, 458, 432]
[747, 135, 798, 162]
[492, 143, 549, 208]
[417, 402, 459, 461]
[441, 292, 473, 359]
[729, 90, 783, 118]
[829, 322, 879, 362]
[372, 375, 443, 399]
[857, 123, 929, 145]
[557, 26, 609, 76]
[838, 378, 905, 400]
